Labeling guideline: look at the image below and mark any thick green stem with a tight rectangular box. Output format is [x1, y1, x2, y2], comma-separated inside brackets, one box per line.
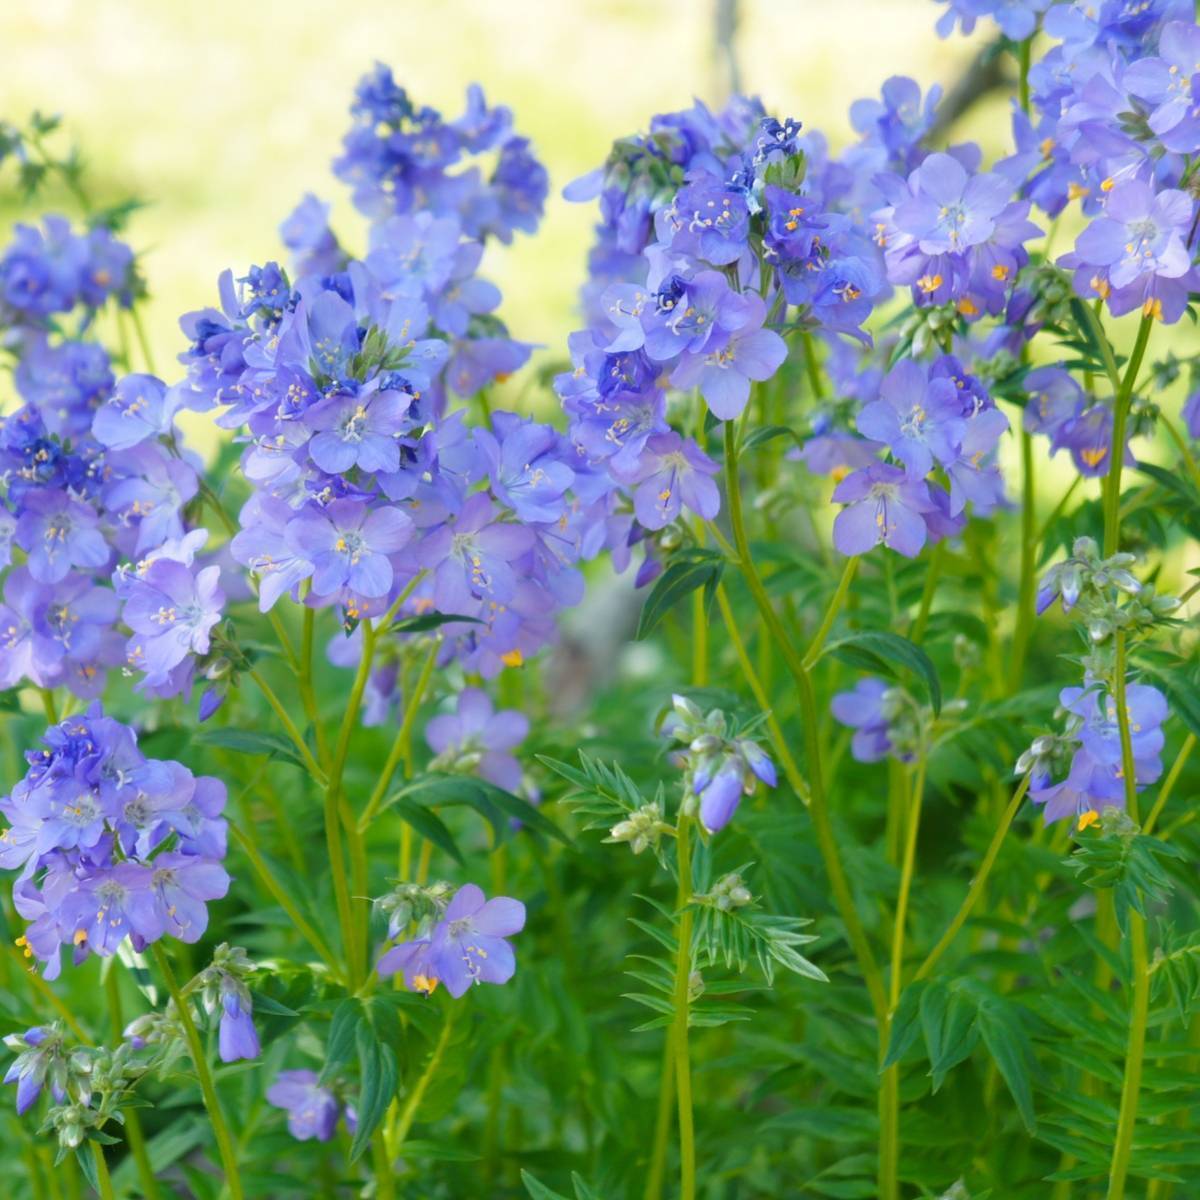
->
[1107, 631, 1149, 1199]
[1010, 430, 1037, 689]
[878, 758, 927, 1200]
[325, 620, 377, 986]
[643, 1034, 676, 1200]
[1103, 315, 1153, 556]
[671, 814, 696, 1200]
[150, 945, 244, 1200]
[913, 775, 1031, 983]
[358, 637, 441, 833]
[88, 1142, 115, 1200]
[40, 687, 59, 726]
[722, 421, 888, 1024]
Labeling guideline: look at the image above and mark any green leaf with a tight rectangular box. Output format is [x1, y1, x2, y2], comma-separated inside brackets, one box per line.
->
[976, 1001, 1037, 1132]
[636, 550, 724, 640]
[320, 999, 360, 1086]
[385, 798, 465, 866]
[379, 774, 570, 846]
[194, 727, 308, 771]
[824, 630, 942, 714]
[521, 1170, 572, 1200]
[349, 1019, 398, 1162]
[919, 981, 979, 1091]
[249, 991, 299, 1017]
[740, 424, 801, 453]
[386, 611, 483, 635]
[883, 982, 926, 1068]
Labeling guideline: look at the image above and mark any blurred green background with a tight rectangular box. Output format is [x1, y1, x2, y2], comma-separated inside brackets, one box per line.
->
[0, 0, 991, 380]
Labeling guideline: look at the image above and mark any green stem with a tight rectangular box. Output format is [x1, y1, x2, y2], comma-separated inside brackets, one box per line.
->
[715, 584, 808, 803]
[230, 824, 340, 972]
[1143, 733, 1195, 837]
[1010, 430, 1037, 689]
[1157, 411, 1200, 494]
[298, 604, 331, 769]
[326, 619, 377, 986]
[909, 541, 945, 645]
[244, 667, 326, 783]
[388, 1009, 456, 1153]
[643, 1035, 676, 1200]
[1017, 36, 1032, 114]
[8, 944, 90, 1042]
[88, 1142, 115, 1200]
[103, 966, 161, 1200]
[722, 420, 887, 1024]
[913, 774, 1031, 983]
[39, 687, 59, 726]
[671, 813, 696, 1200]
[129, 306, 157, 375]
[802, 556, 859, 669]
[879, 758, 927, 1200]
[1103, 315, 1153, 556]
[1107, 631, 1149, 1200]
[372, 1136, 396, 1200]
[801, 330, 826, 400]
[359, 638, 441, 833]
[150, 944, 244, 1200]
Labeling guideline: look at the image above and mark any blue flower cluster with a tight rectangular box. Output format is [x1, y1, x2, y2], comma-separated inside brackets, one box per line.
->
[556, 73, 1030, 574]
[174, 66, 591, 688]
[0, 215, 133, 327]
[0, 216, 225, 704]
[0, 705, 229, 979]
[996, 3, 1200, 321]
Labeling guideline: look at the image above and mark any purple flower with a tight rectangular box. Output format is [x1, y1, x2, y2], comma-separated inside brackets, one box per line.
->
[619, 431, 720, 531]
[640, 271, 759, 362]
[127, 852, 229, 944]
[91, 374, 180, 450]
[1064, 180, 1198, 322]
[831, 463, 935, 558]
[891, 152, 1014, 255]
[430, 883, 525, 998]
[218, 983, 260, 1063]
[831, 677, 894, 763]
[285, 500, 413, 600]
[426, 687, 529, 791]
[267, 1071, 342, 1142]
[670, 293, 786, 420]
[418, 493, 534, 611]
[857, 360, 965, 480]
[304, 388, 414, 476]
[15, 490, 110, 584]
[1124, 21, 1200, 154]
[121, 556, 224, 687]
[477, 414, 575, 524]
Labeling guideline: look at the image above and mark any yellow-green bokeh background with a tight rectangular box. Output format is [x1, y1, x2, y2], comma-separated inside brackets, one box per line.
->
[0, 0, 992, 381]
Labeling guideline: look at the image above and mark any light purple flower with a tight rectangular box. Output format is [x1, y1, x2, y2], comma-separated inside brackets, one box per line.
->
[286, 500, 413, 600]
[15, 490, 110, 584]
[831, 463, 935, 558]
[267, 1071, 342, 1142]
[426, 687, 529, 791]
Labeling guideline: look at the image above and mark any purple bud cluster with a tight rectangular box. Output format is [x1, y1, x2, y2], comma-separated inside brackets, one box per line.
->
[0, 705, 229, 979]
